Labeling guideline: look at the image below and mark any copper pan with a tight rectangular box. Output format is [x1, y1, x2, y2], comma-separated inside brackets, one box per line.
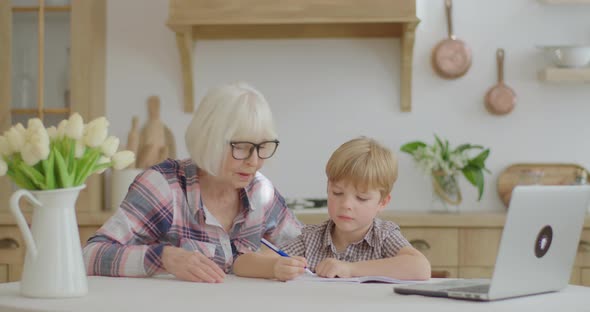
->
[432, 0, 472, 79]
[485, 49, 516, 115]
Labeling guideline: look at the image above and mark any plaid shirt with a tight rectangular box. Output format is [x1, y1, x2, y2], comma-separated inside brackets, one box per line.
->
[83, 159, 302, 277]
[279, 218, 410, 271]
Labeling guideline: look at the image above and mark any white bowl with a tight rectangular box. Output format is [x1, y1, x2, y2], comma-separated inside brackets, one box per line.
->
[539, 45, 590, 68]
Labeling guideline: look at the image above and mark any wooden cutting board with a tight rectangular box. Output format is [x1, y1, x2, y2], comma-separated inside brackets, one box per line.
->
[497, 163, 589, 208]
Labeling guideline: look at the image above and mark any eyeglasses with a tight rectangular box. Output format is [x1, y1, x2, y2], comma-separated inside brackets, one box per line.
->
[229, 140, 280, 160]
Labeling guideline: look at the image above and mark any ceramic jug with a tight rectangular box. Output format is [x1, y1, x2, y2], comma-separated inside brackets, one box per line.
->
[9, 185, 88, 298]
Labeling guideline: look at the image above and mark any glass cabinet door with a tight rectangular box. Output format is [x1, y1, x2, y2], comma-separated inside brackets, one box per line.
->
[11, 0, 71, 127]
[1, 0, 105, 215]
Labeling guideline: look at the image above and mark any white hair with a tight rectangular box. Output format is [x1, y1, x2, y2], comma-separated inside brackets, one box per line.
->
[185, 82, 278, 176]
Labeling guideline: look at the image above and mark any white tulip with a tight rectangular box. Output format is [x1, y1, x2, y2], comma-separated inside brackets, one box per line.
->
[46, 126, 57, 140]
[111, 151, 135, 170]
[21, 144, 40, 166]
[5, 123, 26, 153]
[56, 119, 68, 139]
[101, 136, 119, 157]
[75, 140, 86, 158]
[0, 136, 12, 156]
[83, 117, 109, 148]
[21, 123, 50, 166]
[0, 158, 7, 176]
[94, 156, 111, 174]
[27, 118, 45, 132]
[65, 113, 84, 140]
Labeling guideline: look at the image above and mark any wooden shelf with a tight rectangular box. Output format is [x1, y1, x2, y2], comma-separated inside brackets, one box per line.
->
[12, 6, 71, 13]
[539, 67, 590, 82]
[540, 0, 590, 4]
[167, 0, 419, 113]
[10, 108, 70, 115]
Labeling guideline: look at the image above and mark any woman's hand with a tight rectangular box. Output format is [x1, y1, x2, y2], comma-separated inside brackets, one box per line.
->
[273, 256, 308, 281]
[315, 258, 353, 278]
[161, 246, 226, 283]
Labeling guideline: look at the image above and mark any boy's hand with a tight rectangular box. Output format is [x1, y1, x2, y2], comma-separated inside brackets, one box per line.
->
[316, 258, 353, 278]
[273, 256, 308, 281]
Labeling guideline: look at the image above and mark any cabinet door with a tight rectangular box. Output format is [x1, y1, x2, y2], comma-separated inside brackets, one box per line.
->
[459, 228, 502, 266]
[0, 0, 106, 213]
[0, 264, 8, 283]
[78, 225, 100, 246]
[9, 263, 22, 282]
[575, 230, 590, 267]
[582, 268, 590, 287]
[432, 266, 458, 278]
[459, 267, 494, 279]
[0, 0, 13, 213]
[0, 226, 25, 283]
[570, 267, 581, 285]
[402, 228, 459, 267]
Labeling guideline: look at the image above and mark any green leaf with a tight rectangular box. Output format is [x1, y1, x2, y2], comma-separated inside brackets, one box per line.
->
[434, 135, 444, 150]
[468, 149, 490, 169]
[73, 148, 101, 186]
[18, 163, 47, 190]
[54, 146, 73, 188]
[6, 167, 36, 189]
[455, 144, 483, 153]
[68, 138, 76, 173]
[42, 151, 56, 189]
[400, 141, 426, 154]
[462, 166, 485, 201]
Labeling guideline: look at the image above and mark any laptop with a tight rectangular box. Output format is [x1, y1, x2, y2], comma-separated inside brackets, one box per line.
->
[394, 185, 590, 301]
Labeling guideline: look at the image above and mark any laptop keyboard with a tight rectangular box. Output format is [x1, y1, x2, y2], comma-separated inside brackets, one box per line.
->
[447, 284, 490, 294]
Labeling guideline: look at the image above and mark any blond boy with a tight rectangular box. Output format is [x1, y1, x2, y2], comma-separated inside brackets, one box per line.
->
[233, 137, 431, 281]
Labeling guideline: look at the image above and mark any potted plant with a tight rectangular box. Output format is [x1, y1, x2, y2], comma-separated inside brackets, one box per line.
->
[400, 135, 490, 212]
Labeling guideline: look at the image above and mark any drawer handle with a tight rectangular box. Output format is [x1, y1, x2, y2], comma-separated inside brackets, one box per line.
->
[410, 239, 431, 252]
[0, 238, 19, 249]
[431, 270, 450, 278]
[579, 240, 590, 253]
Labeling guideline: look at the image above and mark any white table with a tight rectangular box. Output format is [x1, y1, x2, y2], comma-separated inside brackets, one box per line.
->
[0, 275, 589, 312]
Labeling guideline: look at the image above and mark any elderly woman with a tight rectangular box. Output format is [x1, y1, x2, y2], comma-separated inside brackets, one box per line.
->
[83, 83, 302, 283]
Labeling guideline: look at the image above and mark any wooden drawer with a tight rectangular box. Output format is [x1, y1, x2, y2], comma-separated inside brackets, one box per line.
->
[402, 228, 458, 266]
[582, 268, 590, 287]
[570, 267, 581, 285]
[459, 267, 494, 279]
[459, 228, 502, 266]
[8, 264, 22, 282]
[574, 230, 590, 267]
[0, 264, 7, 283]
[79, 226, 101, 247]
[0, 226, 25, 264]
[432, 266, 458, 278]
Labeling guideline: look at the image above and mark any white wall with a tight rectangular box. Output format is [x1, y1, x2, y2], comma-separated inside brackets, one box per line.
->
[106, 0, 590, 212]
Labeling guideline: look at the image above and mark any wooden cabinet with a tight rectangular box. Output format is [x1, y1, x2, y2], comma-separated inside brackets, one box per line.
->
[295, 211, 590, 286]
[0, 0, 106, 214]
[2, 211, 589, 285]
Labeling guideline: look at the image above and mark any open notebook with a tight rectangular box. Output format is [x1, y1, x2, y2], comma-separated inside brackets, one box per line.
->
[289, 272, 423, 284]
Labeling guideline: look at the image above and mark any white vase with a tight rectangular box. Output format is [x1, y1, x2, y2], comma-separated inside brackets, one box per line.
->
[9, 185, 88, 298]
[431, 173, 462, 213]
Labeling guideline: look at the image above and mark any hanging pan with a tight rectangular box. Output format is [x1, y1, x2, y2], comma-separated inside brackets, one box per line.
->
[432, 0, 472, 79]
[485, 48, 516, 115]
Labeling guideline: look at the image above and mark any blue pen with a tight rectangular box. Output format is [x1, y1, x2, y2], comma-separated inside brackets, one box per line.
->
[261, 238, 315, 275]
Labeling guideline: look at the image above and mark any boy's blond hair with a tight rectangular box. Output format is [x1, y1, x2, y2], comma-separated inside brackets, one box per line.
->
[325, 137, 398, 200]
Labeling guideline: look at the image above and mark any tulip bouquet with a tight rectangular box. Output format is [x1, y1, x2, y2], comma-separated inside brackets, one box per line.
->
[0, 113, 135, 190]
